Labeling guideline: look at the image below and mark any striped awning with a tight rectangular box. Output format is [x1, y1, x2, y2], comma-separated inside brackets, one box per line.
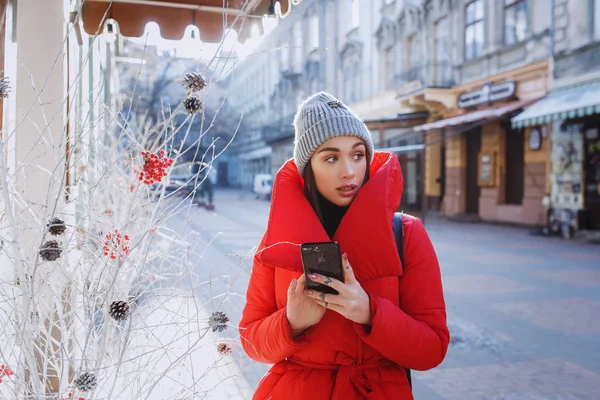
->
[81, 0, 300, 43]
[413, 98, 537, 132]
[511, 80, 600, 128]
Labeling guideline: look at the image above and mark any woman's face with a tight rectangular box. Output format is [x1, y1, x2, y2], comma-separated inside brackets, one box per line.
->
[310, 136, 368, 207]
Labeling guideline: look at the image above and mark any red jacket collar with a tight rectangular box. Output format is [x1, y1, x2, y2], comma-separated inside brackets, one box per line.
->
[257, 152, 404, 281]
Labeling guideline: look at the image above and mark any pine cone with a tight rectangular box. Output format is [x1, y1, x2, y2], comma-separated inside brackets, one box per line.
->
[47, 217, 66, 236]
[39, 240, 62, 261]
[0, 77, 10, 98]
[109, 300, 130, 321]
[184, 96, 203, 115]
[208, 311, 229, 332]
[217, 343, 232, 355]
[182, 72, 207, 92]
[74, 372, 97, 392]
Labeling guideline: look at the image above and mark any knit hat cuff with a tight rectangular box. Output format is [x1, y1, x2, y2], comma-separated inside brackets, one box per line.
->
[294, 114, 373, 176]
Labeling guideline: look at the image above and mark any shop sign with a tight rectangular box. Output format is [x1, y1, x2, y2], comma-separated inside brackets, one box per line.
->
[529, 127, 543, 151]
[478, 151, 496, 187]
[458, 81, 516, 109]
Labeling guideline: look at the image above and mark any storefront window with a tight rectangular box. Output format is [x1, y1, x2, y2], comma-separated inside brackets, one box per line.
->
[551, 121, 585, 214]
[465, 0, 484, 61]
[583, 123, 600, 229]
[504, 0, 528, 46]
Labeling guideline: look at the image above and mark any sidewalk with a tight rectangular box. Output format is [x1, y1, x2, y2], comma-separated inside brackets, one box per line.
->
[102, 195, 259, 400]
[108, 292, 255, 400]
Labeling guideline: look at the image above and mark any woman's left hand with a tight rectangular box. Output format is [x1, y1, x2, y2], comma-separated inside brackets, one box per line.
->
[305, 253, 372, 326]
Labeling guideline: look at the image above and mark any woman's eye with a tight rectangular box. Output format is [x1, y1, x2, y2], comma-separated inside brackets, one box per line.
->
[325, 156, 337, 163]
[353, 153, 365, 160]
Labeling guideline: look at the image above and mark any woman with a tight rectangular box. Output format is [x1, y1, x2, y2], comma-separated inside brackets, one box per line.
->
[239, 92, 449, 399]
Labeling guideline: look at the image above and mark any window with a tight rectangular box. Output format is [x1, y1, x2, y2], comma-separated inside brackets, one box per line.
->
[352, 63, 361, 101]
[292, 21, 303, 72]
[309, 15, 319, 51]
[465, 0, 484, 61]
[351, 0, 360, 29]
[307, 60, 319, 94]
[343, 65, 352, 102]
[309, 76, 318, 95]
[434, 17, 450, 85]
[504, 0, 528, 45]
[594, 0, 600, 40]
[435, 18, 450, 62]
[343, 62, 361, 103]
[407, 35, 420, 81]
[384, 45, 396, 89]
[280, 40, 289, 70]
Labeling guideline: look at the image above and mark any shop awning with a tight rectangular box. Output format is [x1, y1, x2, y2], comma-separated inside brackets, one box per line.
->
[511, 81, 600, 128]
[378, 144, 425, 153]
[81, 0, 300, 43]
[414, 98, 537, 132]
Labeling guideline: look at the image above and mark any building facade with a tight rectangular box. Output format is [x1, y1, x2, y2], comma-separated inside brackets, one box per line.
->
[510, 0, 600, 234]
[227, 0, 413, 189]
[228, 0, 599, 233]
[392, 0, 553, 227]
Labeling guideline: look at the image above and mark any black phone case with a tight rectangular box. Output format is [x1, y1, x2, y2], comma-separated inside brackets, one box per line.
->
[300, 241, 344, 295]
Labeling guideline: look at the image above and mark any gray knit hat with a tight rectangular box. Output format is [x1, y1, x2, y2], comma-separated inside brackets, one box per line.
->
[293, 92, 374, 176]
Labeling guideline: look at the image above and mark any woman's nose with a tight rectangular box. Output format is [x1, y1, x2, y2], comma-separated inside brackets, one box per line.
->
[339, 159, 355, 178]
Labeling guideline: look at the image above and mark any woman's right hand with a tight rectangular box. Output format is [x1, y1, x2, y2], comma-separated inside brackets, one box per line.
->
[286, 274, 326, 337]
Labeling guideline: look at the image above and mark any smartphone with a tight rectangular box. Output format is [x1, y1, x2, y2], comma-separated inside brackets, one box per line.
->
[300, 241, 344, 295]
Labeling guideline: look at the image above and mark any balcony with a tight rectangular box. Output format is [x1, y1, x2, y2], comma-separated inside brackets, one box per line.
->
[262, 113, 296, 144]
[392, 62, 456, 112]
[391, 61, 455, 92]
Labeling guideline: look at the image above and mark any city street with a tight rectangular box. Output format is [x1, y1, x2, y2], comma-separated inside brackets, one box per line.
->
[165, 188, 600, 400]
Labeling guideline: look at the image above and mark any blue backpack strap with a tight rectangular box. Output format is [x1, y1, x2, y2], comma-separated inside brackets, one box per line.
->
[392, 211, 412, 390]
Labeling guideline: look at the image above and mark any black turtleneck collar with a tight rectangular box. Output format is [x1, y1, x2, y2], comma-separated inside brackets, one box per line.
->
[317, 191, 349, 239]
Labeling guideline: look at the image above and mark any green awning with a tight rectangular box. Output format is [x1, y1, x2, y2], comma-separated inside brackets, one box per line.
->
[511, 80, 600, 128]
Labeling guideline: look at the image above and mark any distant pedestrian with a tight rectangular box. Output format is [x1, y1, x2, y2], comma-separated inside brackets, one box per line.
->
[192, 162, 215, 210]
[196, 176, 214, 210]
[239, 92, 449, 399]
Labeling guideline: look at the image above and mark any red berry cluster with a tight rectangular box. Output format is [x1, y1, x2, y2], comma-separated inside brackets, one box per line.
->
[0, 364, 13, 383]
[63, 393, 85, 400]
[139, 150, 173, 185]
[102, 230, 130, 260]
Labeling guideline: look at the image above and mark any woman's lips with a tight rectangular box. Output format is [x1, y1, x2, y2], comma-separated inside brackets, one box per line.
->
[337, 184, 358, 197]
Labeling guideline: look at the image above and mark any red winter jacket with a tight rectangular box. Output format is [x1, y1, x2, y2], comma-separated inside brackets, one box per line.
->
[239, 152, 449, 400]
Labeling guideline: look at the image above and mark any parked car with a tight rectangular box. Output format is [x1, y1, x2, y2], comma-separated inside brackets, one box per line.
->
[148, 163, 195, 198]
[164, 164, 195, 195]
[253, 173, 273, 200]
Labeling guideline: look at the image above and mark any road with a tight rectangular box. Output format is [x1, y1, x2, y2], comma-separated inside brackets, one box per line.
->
[165, 188, 600, 400]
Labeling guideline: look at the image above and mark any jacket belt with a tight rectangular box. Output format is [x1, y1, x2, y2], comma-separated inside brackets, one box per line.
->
[280, 356, 397, 400]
